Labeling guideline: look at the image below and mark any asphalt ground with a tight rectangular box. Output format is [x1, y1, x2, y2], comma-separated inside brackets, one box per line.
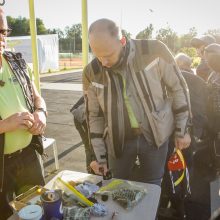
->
[40, 70, 86, 182]
[40, 71, 83, 83]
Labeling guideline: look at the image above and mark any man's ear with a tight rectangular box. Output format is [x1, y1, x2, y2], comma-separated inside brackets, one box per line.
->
[120, 36, 126, 46]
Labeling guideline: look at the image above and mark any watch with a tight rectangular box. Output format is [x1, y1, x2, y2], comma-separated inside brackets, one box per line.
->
[185, 126, 191, 135]
[35, 107, 48, 117]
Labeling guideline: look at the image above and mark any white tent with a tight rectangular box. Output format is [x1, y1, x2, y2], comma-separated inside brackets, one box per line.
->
[7, 34, 59, 73]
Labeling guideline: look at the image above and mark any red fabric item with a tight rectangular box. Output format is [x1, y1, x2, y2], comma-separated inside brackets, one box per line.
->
[120, 36, 126, 46]
[168, 151, 185, 171]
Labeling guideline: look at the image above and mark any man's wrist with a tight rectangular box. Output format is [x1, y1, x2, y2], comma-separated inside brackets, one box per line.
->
[175, 126, 191, 138]
[185, 126, 191, 135]
[35, 107, 48, 117]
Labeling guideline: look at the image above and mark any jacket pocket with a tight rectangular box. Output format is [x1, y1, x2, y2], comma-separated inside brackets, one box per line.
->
[151, 98, 174, 146]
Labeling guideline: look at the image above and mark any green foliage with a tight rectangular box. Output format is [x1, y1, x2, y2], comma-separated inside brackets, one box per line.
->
[48, 28, 64, 39]
[7, 16, 29, 36]
[63, 24, 82, 52]
[7, 15, 219, 57]
[179, 47, 197, 58]
[178, 27, 197, 49]
[191, 57, 201, 68]
[122, 29, 131, 39]
[65, 24, 82, 39]
[7, 16, 48, 36]
[36, 18, 48, 35]
[156, 25, 178, 52]
[59, 53, 82, 58]
[136, 24, 154, 39]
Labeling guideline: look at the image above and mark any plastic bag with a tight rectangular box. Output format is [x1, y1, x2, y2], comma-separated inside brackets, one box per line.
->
[75, 181, 99, 198]
[53, 177, 94, 207]
[63, 206, 90, 220]
[96, 179, 147, 210]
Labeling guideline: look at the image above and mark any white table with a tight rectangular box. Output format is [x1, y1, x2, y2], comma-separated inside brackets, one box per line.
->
[46, 170, 161, 220]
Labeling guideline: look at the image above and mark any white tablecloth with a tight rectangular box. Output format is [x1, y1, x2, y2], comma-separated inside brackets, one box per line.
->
[46, 170, 161, 220]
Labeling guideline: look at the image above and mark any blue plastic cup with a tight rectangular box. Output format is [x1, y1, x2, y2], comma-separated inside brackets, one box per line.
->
[40, 190, 63, 220]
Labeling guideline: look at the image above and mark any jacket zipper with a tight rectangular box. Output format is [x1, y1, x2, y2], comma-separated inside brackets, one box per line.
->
[141, 70, 156, 111]
[128, 64, 159, 146]
[113, 74, 125, 151]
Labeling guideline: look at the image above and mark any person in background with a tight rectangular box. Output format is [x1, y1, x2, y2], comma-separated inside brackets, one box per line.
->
[191, 34, 216, 81]
[175, 53, 208, 140]
[158, 52, 208, 220]
[175, 53, 194, 74]
[0, 7, 47, 219]
[83, 18, 191, 186]
[204, 43, 220, 174]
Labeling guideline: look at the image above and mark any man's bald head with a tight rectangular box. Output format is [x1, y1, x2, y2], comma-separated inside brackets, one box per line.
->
[89, 18, 121, 40]
[88, 19, 124, 68]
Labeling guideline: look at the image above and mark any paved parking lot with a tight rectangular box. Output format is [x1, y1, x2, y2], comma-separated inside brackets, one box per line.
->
[40, 70, 87, 182]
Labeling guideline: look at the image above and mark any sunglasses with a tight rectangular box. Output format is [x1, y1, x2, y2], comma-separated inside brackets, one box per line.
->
[0, 28, 12, 37]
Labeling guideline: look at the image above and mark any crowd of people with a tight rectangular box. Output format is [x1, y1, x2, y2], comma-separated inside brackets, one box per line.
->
[0, 4, 220, 219]
[74, 20, 220, 220]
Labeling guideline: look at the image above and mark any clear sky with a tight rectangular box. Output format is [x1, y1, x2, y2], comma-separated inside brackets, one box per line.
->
[3, 0, 220, 37]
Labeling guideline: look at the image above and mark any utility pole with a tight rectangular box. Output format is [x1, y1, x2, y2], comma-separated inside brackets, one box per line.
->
[82, 0, 89, 67]
[29, 0, 40, 92]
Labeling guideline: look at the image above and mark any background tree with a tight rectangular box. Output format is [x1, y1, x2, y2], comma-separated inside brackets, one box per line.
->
[48, 28, 64, 39]
[178, 27, 197, 49]
[64, 23, 82, 53]
[136, 23, 154, 39]
[36, 18, 48, 34]
[122, 29, 131, 39]
[7, 16, 29, 36]
[7, 16, 48, 36]
[156, 25, 178, 53]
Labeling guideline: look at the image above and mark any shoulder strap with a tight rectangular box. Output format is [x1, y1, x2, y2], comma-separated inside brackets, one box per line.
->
[3, 51, 35, 113]
[91, 58, 100, 75]
[0, 117, 4, 192]
[70, 96, 85, 113]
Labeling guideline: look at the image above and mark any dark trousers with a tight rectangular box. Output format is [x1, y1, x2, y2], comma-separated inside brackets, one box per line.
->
[108, 134, 168, 186]
[0, 146, 44, 220]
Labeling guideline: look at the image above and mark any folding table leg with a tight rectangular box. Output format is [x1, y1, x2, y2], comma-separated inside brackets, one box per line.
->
[53, 141, 59, 170]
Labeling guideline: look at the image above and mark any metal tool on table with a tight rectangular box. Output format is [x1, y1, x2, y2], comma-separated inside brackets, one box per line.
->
[99, 167, 112, 180]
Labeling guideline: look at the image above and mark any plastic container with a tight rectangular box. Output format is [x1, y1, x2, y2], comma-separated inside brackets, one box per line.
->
[18, 204, 43, 220]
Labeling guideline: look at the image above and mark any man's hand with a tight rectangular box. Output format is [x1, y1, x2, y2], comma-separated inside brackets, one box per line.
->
[90, 161, 109, 176]
[1, 112, 34, 133]
[175, 133, 191, 150]
[28, 111, 46, 135]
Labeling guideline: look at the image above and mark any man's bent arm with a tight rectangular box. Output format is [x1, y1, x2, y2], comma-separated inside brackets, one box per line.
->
[83, 67, 107, 164]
